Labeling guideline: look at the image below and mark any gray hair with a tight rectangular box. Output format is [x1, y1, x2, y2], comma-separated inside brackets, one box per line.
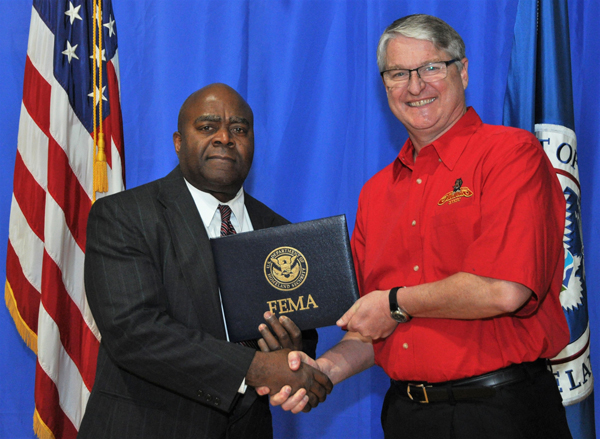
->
[377, 14, 466, 72]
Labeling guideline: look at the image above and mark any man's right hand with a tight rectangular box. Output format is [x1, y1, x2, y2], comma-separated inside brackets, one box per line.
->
[255, 351, 323, 413]
[245, 349, 332, 409]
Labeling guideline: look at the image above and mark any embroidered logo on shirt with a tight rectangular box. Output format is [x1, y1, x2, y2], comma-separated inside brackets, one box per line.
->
[438, 178, 474, 205]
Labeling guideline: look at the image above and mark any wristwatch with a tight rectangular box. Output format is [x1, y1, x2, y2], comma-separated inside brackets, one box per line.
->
[389, 287, 411, 323]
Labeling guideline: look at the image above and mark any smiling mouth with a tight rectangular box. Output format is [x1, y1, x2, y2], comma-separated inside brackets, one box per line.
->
[407, 98, 436, 107]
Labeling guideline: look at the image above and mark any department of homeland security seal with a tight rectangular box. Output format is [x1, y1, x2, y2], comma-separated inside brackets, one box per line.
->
[264, 247, 308, 291]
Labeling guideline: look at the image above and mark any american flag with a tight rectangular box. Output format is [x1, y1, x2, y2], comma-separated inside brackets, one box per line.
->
[4, 1, 124, 438]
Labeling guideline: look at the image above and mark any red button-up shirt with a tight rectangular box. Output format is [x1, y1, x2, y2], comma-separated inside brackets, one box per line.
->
[351, 108, 569, 382]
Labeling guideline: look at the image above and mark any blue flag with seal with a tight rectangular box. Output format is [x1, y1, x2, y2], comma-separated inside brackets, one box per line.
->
[503, 0, 595, 437]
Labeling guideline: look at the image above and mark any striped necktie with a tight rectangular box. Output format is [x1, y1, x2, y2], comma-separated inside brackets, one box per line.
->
[218, 204, 237, 236]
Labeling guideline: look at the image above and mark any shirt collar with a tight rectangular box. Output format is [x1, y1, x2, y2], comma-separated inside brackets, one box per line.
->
[396, 107, 482, 171]
[183, 180, 246, 227]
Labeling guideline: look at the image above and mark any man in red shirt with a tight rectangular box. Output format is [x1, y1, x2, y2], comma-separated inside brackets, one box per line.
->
[261, 13, 572, 438]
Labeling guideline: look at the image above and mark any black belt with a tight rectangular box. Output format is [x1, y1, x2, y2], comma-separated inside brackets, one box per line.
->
[391, 359, 549, 403]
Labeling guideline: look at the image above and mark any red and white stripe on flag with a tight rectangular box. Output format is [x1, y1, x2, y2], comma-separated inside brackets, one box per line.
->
[5, 1, 124, 438]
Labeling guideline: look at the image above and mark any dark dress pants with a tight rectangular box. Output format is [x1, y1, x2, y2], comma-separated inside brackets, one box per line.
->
[381, 366, 573, 439]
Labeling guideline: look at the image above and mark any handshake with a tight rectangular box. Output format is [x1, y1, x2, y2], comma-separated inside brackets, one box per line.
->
[245, 289, 390, 413]
[245, 311, 334, 413]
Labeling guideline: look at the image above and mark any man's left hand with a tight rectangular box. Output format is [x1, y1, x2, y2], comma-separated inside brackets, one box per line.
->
[336, 290, 398, 339]
[258, 311, 302, 352]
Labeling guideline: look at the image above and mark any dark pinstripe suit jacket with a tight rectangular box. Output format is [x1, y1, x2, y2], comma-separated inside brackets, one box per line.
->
[78, 166, 316, 439]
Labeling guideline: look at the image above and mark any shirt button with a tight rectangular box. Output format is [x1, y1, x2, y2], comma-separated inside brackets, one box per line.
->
[416, 178, 422, 184]
[198, 390, 204, 397]
[403, 343, 409, 349]
[411, 220, 416, 226]
[413, 265, 419, 271]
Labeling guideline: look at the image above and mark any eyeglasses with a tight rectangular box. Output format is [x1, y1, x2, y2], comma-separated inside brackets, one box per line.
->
[380, 59, 460, 88]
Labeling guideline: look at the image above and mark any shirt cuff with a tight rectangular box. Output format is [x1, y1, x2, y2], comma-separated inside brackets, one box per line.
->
[238, 378, 247, 394]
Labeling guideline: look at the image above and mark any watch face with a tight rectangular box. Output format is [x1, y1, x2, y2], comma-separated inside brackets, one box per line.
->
[391, 309, 408, 323]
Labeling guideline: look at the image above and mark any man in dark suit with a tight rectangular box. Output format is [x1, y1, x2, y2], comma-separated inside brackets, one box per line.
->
[78, 83, 332, 439]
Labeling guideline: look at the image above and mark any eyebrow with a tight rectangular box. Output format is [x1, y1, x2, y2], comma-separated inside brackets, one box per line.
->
[194, 115, 250, 125]
[229, 116, 250, 125]
[194, 115, 221, 123]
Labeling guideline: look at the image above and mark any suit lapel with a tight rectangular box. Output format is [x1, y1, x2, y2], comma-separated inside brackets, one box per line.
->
[157, 168, 227, 339]
[245, 193, 273, 231]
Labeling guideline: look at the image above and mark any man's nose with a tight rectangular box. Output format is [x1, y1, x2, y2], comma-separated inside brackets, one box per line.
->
[406, 70, 426, 94]
[213, 127, 233, 146]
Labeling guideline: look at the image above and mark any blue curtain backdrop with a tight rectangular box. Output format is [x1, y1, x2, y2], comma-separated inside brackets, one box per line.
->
[0, 1, 598, 438]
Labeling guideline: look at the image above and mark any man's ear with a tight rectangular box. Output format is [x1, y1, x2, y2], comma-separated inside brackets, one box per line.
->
[173, 132, 181, 156]
[460, 58, 469, 90]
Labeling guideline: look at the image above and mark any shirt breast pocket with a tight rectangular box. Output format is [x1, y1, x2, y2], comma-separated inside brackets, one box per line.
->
[428, 204, 480, 266]
[431, 203, 479, 227]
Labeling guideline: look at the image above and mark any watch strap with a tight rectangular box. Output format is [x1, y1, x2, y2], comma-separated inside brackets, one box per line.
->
[389, 286, 402, 310]
[389, 286, 411, 323]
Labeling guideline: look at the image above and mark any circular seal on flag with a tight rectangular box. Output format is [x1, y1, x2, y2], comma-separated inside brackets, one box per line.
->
[264, 247, 308, 291]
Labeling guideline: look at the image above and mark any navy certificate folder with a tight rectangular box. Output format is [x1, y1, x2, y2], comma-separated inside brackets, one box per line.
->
[210, 214, 360, 342]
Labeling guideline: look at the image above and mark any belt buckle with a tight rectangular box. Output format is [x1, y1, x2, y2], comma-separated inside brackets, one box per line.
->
[407, 383, 430, 403]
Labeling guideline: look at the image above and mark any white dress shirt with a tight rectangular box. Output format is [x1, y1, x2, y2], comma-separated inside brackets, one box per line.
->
[184, 179, 254, 393]
[184, 180, 254, 237]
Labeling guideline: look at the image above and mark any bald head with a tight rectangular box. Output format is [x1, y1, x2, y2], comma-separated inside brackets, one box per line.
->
[177, 83, 253, 133]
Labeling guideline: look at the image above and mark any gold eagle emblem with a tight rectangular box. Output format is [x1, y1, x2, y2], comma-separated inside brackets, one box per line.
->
[264, 247, 308, 291]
